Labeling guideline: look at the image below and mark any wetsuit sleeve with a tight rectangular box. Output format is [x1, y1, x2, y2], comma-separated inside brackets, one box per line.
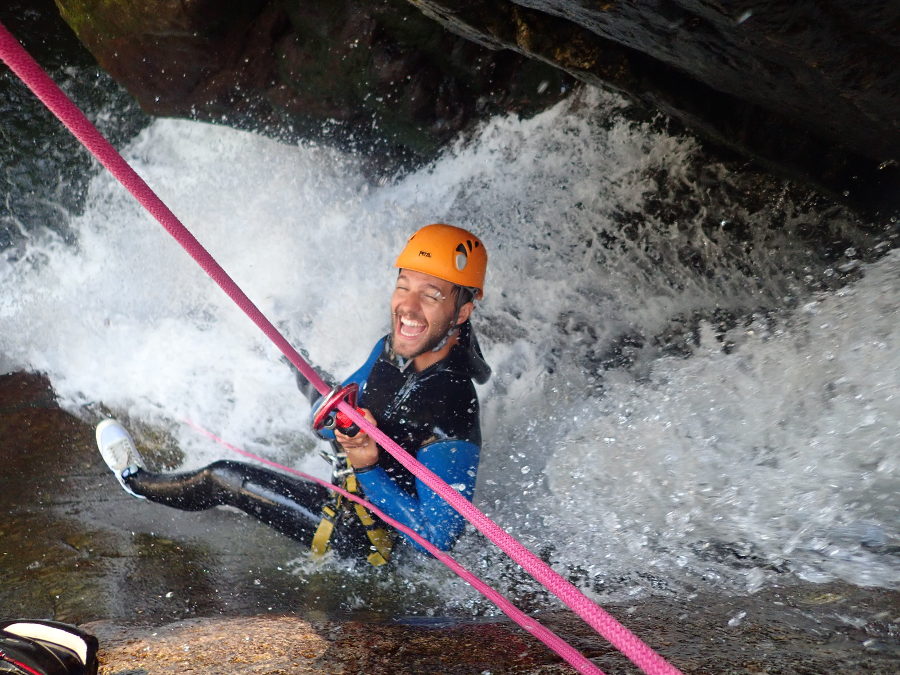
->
[343, 337, 387, 390]
[355, 439, 479, 552]
[310, 338, 386, 440]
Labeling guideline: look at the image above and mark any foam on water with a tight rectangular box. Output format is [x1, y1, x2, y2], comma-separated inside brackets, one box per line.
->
[1, 88, 896, 604]
[536, 253, 898, 591]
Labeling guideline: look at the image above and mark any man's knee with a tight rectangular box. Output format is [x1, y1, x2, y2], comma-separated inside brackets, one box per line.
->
[203, 460, 248, 493]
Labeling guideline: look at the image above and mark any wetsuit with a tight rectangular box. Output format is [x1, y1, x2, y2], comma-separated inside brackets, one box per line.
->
[124, 321, 490, 560]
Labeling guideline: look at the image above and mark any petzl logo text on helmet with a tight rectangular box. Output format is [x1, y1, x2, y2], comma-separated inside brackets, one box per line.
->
[418, 250, 432, 257]
[455, 243, 468, 271]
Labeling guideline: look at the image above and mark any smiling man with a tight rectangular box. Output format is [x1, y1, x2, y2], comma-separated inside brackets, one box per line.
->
[96, 224, 490, 564]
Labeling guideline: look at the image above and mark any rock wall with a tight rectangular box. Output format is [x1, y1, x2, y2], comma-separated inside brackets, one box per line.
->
[52, 0, 571, 161]
[42, 0, 900, 207]
[410, 0, 899, 207]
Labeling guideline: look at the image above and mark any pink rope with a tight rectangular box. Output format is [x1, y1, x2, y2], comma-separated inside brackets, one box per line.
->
[184, 420, 605, 675]
[0, 22, 329, 400]
[0, 22, 681, 675]
[337, 398, 681, 675]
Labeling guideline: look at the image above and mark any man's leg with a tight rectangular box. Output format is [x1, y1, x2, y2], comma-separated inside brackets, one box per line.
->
[97, 419, 329, 545]
[126, 460, 330, 544]
[97, 419, 379, 556]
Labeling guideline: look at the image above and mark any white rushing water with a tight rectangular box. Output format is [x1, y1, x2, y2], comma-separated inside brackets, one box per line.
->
[1, 88, 897, 605]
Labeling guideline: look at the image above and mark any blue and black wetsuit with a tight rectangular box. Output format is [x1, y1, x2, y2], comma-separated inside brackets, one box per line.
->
[124, 321, 490, 561]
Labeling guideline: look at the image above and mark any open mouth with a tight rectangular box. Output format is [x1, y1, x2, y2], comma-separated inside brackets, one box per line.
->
[397, 315, 427, 339]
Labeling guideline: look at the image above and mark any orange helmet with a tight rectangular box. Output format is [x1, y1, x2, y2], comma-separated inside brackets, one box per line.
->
[394, 224, 487, 299]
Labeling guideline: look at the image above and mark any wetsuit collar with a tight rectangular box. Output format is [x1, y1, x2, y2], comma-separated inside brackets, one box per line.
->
[386, 320, 491, 384]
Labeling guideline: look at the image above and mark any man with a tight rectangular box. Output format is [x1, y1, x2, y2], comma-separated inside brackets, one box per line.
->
[96, 224, 490, 564]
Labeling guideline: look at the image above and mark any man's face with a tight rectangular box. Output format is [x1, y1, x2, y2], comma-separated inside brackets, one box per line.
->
[391, 269, 461, 359]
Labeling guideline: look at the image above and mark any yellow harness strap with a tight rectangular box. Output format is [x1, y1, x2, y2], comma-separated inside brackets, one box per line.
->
[311, 474, 394, 566]
[311, 503, 337, 557]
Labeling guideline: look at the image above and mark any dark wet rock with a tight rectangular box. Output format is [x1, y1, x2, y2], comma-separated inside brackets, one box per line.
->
[30, 0, 897, 210]
[48, 0, 571, 162]
[81, 583, 900, 674]
[3, 369, 899, 673]
[409, 0, 900, 209]
[86, 615, 573, 674]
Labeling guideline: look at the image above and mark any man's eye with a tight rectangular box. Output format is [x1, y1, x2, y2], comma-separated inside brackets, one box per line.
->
[422, 294, 441, 304]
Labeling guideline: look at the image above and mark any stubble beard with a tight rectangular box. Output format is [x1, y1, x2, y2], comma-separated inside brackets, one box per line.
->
[391, 311, 454, 360]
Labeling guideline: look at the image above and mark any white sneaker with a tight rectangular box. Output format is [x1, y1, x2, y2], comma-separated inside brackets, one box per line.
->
[95, 418, 146, 499]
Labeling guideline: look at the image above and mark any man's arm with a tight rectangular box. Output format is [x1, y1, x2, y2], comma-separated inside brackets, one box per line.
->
[353, 439, 480, 551]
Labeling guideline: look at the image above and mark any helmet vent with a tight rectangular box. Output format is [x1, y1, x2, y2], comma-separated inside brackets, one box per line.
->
[455, 243, 469, 271]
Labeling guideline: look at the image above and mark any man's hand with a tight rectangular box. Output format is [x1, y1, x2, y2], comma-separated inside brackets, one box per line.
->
[335, 407, 379, 470]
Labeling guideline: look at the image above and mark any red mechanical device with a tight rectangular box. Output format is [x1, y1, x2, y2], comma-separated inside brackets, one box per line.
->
[311, 382, 362, 437]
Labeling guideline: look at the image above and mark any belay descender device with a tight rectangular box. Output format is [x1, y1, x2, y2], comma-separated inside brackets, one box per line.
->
[310, 382, 363, 481]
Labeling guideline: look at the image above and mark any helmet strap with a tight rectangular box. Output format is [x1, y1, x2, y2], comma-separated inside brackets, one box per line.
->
[432, 285, 474, 352]
[430, 326, 458, 353]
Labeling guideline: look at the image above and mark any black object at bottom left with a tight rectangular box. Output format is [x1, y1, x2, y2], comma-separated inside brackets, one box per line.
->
[0, 620, 98, 675]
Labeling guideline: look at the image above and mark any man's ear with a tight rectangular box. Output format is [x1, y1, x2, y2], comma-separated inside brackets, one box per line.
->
[455, 301, 474, 326]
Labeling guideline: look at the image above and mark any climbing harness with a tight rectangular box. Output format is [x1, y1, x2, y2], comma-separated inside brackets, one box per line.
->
[0, 22, 682, 675]
[307, 381, 394, 564]
[310, 472, 395, 566]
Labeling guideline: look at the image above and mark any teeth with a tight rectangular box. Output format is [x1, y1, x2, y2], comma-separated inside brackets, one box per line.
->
[398, 315, 426, 337]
